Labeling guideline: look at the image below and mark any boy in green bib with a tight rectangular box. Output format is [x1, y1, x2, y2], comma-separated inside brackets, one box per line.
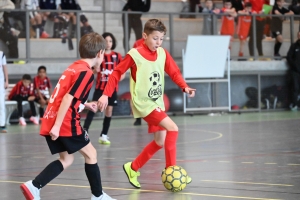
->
[98, 19, 196, 189]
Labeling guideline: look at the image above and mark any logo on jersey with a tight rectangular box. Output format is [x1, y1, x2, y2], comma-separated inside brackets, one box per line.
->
[101, 69, 113, 76]
[148, 71, 162, 101]
[43, 106, 58, 119]
[84, 130, 89, 141]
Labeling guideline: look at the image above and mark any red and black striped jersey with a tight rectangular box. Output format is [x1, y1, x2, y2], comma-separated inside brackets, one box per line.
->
[95, 51, 122, 91]
[34, 76, 52, 96]
[40, 60, 94, 137]
[8, 80, 34, 99]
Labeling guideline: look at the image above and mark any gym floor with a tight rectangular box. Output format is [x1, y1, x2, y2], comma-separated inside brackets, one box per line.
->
[1, 111, 300, 200]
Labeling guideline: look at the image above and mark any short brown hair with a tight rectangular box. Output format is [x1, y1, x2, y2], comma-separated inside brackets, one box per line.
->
[22, 74, 31, 81]
[143, 19, 167, 35]
[79, 32, 106, 59]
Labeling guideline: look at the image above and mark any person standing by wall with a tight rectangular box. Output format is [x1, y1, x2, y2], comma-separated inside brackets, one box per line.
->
[122, 0, 151, 53]
[0, 51, 8, 133]
[245, 0, 265, 59]
[287, 32, 300, 111]
[0, 0, 22, 63]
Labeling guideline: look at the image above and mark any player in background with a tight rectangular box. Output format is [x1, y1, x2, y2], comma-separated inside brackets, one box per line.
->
[83, 32, 125, 145]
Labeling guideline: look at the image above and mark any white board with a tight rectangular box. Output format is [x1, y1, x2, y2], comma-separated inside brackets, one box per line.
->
[183, 35, 230, 78]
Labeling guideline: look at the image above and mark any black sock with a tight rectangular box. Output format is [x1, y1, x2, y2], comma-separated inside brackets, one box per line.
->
[72, 24, 76, 31]
[42, 20, 46, 27]
[32, 160, 64, 189]
[38, 24, 44, 35]
[70, 24, 76, 37]
[53, 22, 59, 37]
[39, 107, 44, 118]
[274, 42, 282, 55]
[85, 163, 103, 197]
[101, 116, 111, 136]
[32, 25, 37, 31]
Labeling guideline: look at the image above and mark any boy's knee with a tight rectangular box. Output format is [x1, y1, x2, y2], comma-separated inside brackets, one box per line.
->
[154, 139, 164, 147]
[59, 156, 74, 169]
[168, 123, 178, 131]
[84, 147, 97, 163]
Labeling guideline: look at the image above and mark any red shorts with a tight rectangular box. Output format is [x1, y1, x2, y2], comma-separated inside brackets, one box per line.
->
[238, 34, 248, 41]
[143, 108, 168, 133]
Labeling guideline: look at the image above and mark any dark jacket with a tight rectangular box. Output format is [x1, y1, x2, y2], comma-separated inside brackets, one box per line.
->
[122, 0, 151, 12]
[287, 39, 300, 73]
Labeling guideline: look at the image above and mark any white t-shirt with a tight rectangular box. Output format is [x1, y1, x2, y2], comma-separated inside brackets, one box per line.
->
[0, 51, 6, 80]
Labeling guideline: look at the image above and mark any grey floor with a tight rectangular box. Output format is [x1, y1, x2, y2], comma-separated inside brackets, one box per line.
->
[1, 111, 300, 200]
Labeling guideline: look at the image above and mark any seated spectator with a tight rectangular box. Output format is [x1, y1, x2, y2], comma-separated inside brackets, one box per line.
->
[33, 66, 52, 118]
[0, 1, 23, 63]
[10, 0, 26, 38]
[8, 74, 39, 125]
[287, 31, 300, 111]
[79, 13, 93, 37]
[59, 0, 78, 38]
[201, 0, 220, 35]
[58, 0, 93, 38]
[38, 0, 61, 38]
[21, 0, 49, 38]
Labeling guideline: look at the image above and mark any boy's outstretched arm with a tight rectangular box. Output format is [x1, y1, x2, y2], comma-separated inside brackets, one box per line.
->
[164, 49, 196, 96]
[50, 93, 73, 140]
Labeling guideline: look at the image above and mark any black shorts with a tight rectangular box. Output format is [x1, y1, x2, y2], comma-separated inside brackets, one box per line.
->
[92, 89, 118, 106]
[45, 130, 90, 154]
[35, 95, 48, 103]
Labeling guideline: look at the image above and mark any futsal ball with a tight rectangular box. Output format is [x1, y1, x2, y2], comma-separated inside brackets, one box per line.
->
[161, 165, 187, 192]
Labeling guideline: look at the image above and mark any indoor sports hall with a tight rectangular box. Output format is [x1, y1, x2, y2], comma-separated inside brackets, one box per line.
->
[1, 0, 300, 199]
[1, 112, 300, 199]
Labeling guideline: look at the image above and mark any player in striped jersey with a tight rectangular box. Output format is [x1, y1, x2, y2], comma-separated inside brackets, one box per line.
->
[20, 32, 116, 200]
[83, 32, 125, 145]
[33, 66, 52, 118]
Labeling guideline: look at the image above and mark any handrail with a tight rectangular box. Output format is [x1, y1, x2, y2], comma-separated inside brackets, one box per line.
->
[0, 8, 299, 62]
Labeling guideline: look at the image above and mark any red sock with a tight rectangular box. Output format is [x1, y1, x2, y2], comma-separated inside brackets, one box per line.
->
[165, 131, 178, 168]
[131, 140, 162, 171]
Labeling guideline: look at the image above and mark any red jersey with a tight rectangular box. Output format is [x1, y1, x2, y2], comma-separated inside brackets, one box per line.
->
[34, 76, 52, 97]
[133, 38, 144, 48]
[237, 14, 252, 40]
[103, 43, 188, 97]
[95, 51, 122, 91]
[245, 0, 264, 20]
[220, 8, 235, 36]
[8, 80, 34, 100]
[40, 60, 94, 137]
